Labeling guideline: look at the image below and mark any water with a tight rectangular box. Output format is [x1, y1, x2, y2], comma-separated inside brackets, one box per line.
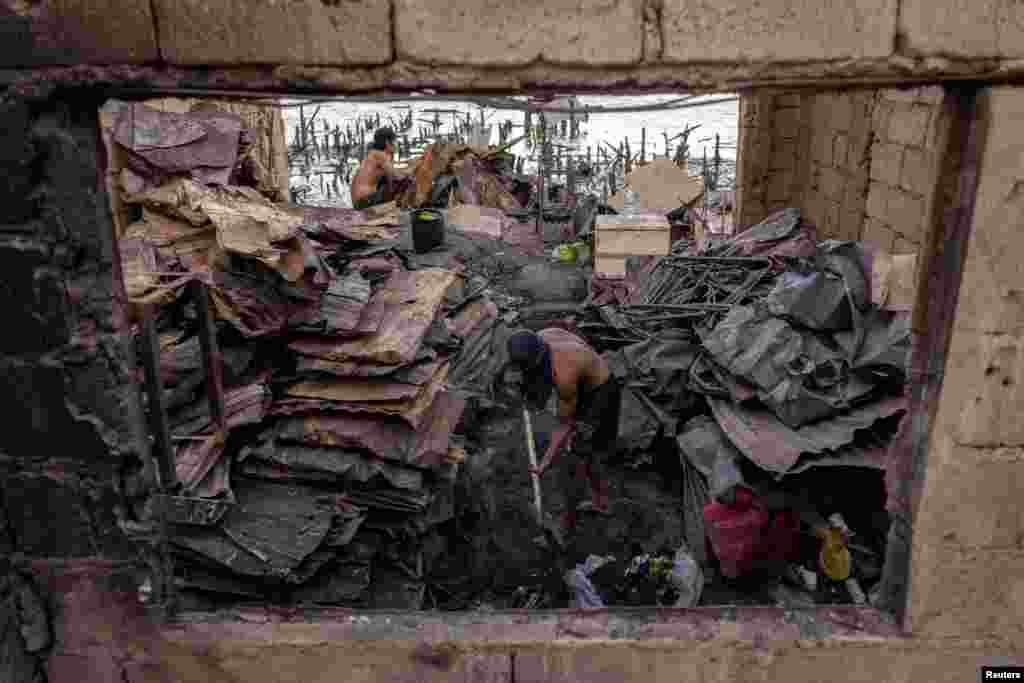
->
[283, 94, 738, 208]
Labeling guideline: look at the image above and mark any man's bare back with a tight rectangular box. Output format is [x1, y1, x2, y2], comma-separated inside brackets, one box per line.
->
[352, 149, 393, 205]
[538, 328, 610, 420]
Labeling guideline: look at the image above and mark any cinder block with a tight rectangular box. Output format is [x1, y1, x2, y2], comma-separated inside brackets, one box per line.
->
[0, 0, 158, 66]
[866, 181, 889, 219]
[908, 542, 1024, 639]
[814, 131, 834, 167]
[869, 142, 904, 186]
[774, 93, 803, 109]
[862, 216, 895, 249]
[840, 208, 865, 241]
[774, 107, 802, 140]
[888, 104, 932, 147]
[900, 147, 937, 196]
[830, 93, 856, 133]
[396, 0, 644, 66]
[767, 171, 794, 203]
[842, 179, 867, 213]
[771, 139, 799, 170]
[832, 133, 850, 169]
[156, 0, 393, 66]
[893, 235, 920, 253]
[872, 101, 894, 139]
[812, 93, 836, 131]
[660, 0, 898, 62]
[801, 193, 823, 228]
[943, 329, 1024, 447]
[886, 188, 925, 238]
[898, 0, 1024, 59]
[822, 199, 842, 238]
[1, 473, 96, 557]
[820, 167, 846, 201]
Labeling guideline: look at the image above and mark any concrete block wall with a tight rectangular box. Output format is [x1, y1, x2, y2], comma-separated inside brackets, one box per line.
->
[0, 0, 1023, 680]
[864, 87, 948, 253]
[734, 92, 774, 229]
[6, 0, 1024, 94]
[906, 87, 1024, 640]
[801, 91, 876, 242]
[0, 95, 151, 683]
[738, 86, 947, 255]
[735, 91, 808, 229]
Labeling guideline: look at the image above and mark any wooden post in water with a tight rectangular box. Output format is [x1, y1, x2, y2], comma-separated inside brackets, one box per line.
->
[299, 105, 311, 167]
[714, 134, 721, 192]
[536, 112, 546, 237]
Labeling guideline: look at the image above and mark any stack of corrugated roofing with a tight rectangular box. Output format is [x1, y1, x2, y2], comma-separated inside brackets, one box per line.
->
[114, 106, 494, 608]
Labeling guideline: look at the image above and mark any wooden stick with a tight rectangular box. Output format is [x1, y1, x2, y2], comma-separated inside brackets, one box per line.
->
[523, 406, 544, 524]
[138, 306, 176, 490]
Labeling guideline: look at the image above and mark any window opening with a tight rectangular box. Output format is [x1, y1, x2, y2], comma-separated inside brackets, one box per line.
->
[106, 90, 928, 616]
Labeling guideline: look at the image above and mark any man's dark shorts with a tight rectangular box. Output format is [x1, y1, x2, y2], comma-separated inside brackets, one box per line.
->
[574, 378, 622, 462]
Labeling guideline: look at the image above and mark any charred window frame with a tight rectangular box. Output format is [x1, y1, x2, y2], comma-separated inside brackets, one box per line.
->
[92, 81, 988, 635]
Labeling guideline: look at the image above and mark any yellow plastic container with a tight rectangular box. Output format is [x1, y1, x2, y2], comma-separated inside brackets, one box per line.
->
[815, 526, 851, 581]
[556, 243, 578, 263]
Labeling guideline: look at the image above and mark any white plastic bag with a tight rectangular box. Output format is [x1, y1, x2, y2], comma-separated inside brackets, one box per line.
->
[668, 542, 704, 607]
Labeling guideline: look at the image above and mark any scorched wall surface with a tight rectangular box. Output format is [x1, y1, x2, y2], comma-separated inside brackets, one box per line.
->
[0, 1, 1023, 681]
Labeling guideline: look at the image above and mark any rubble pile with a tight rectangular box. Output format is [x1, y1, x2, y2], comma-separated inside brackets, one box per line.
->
[574, 208, 914, 606]
[113, 105, 509, 609]
[396, 142, 526, 213]
[112, 100, 915, 611]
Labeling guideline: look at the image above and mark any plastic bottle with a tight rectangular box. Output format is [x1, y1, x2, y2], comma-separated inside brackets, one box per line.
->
[814, 525, 852, 582]
[623, 185, 640, 215]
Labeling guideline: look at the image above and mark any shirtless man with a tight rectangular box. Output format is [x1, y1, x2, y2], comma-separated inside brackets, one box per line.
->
[505, 328, 622, 534]
[352, 127, 406, 209]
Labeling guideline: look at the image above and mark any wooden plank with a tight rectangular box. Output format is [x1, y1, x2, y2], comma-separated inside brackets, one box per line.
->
[138, 306, 177, 490]
[596, 228, 670, 256]
[190, 280, 227, 433]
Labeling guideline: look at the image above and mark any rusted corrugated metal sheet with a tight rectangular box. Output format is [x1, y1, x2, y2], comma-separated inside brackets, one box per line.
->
[170, 381, 271, 437]
[287, 272, 372, 336]
[172, 479, 337, 581]
[240, 440, 425, 491]
[282, 363, 449, 428]
[288, 269, 458, 367]
[119, 238, 163, 299]
[173, 381, 272, 497]
[115, 104, 243, 185]
[708, 395, 907, 475]
[275, 389, 466, 471]
[294, 351, 441, 383]
[447, 299, 499, 339]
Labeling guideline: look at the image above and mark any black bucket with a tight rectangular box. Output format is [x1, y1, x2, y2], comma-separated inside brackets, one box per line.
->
[412, 209, 445, 254]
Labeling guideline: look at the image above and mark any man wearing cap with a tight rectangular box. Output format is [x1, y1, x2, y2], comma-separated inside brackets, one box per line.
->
[504, 328, 621, 534]
[352, 127, 409, 210]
